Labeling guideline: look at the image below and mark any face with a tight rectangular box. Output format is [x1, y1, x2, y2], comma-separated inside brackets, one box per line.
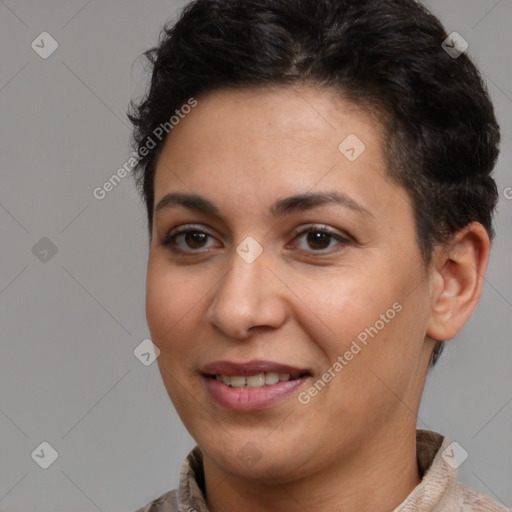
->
[146, 85, 436, 483]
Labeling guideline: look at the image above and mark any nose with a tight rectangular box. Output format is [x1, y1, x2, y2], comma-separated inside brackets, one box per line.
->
[206, 247, 288, 339]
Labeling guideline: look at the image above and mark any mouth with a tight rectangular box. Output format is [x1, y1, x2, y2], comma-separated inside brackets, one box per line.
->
[201, 360, 312, 411]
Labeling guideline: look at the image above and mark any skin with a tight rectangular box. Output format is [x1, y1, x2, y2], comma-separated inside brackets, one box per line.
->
[145, 85, 490, 512]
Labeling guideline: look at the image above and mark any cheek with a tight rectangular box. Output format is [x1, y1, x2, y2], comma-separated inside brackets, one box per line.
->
[299, 271, 401, 350]
[145, 256, 200, 347]
[145, 259, 204, 406]
[302, 263, 428, 385]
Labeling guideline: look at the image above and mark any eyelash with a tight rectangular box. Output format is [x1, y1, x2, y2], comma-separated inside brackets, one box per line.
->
[161, 224, 351, 255]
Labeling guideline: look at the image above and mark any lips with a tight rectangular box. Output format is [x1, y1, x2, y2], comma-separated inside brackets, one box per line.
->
[201, 359, 311, 378]
[201, 360, 312, 411]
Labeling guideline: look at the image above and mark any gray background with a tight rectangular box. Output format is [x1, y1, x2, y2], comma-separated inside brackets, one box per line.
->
[0, 1, 510, 511]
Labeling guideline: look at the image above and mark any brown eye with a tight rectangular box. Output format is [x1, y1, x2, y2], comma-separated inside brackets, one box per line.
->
[161, 226, 218, 252]
[292, 226, 350, 253]
[305, 231, 332, 250]
[182, 231, 208, 249]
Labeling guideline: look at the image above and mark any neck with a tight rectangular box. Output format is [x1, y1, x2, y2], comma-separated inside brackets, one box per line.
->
[203, 425, 421, 512]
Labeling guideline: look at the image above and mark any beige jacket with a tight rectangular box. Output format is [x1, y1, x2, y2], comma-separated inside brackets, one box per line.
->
[135, 430, 508, 512]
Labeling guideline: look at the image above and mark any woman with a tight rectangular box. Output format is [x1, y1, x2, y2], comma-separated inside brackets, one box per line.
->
[129, 0, 506, 510]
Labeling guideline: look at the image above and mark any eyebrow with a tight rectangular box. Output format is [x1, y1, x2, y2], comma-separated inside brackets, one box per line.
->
[154, 191, 373, 218]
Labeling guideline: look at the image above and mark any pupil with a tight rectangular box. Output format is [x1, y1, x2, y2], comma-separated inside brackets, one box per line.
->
[186, 232, 207, 248]
[308, 232, 330, 250]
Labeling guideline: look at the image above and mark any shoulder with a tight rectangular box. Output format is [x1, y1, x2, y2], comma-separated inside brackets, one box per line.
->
[133, 489, 178, 512]
[455, 482, 509, 512]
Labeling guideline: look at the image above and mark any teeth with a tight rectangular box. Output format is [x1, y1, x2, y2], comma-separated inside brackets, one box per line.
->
[265, 372, 280, 385]
[247, 374, 265, 388]
[214, 372, 297, 388]
[230, 376, 247, 388]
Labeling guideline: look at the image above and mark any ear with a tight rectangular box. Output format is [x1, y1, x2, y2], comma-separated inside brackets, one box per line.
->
[426, 222, 491, 341]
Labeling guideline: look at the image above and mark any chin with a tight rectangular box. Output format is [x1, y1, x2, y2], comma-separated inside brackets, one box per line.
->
[201, 434, 316, 483]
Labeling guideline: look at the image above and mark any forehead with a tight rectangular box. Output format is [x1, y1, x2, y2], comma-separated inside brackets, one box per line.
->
[153, 85, 406, 222]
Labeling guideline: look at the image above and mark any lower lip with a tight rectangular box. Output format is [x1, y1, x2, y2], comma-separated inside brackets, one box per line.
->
[203, 375, 310, 411]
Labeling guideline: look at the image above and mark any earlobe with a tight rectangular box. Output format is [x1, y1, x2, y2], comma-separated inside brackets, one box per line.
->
[426, 222, 490, 341]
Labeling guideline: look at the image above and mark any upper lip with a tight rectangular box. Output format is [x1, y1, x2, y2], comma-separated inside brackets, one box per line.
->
[201, 360, 311, 378]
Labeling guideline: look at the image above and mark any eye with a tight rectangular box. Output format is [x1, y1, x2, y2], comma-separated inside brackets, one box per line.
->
[290, 225, 351, 253]
[161, 225, 219, 253]
[161, 224, 351, 255]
